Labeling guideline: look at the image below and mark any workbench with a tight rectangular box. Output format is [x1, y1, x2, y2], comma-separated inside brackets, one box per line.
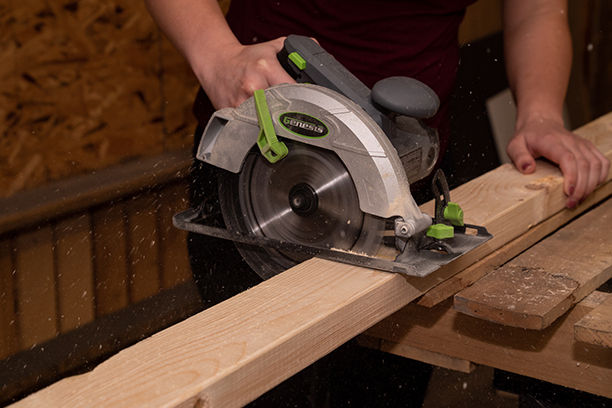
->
[9, 113, 612, 407]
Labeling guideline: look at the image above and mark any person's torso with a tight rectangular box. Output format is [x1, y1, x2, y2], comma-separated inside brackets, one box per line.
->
[226, 0, 475, 99]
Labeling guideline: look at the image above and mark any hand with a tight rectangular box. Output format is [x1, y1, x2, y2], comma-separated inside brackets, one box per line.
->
[506, 116, 610, 208]
[195, 37, 295, 109]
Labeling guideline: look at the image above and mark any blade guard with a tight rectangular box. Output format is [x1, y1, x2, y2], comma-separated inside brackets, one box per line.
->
[196, 84, 431, 237]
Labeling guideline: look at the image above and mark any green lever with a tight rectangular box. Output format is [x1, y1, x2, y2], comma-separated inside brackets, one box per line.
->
[426, 223, 454, 239]
[444, 202, 464, 227]
[254, 89, 288, 163]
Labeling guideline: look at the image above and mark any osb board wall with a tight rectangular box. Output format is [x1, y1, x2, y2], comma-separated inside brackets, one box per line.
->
[0, 0, 199, 197]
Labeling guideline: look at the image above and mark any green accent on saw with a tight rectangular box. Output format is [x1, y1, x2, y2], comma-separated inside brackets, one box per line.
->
[444, 202, 464, 227]
[254, 89, 288, 163]
[426, 223, 454, 240]
[288, 52, 307, 70]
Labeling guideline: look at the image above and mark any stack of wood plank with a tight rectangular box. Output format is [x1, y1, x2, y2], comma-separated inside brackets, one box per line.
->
[10, 112, 611, 407]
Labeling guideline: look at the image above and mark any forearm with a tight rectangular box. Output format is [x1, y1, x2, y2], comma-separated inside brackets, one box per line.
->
[503, 0, 571, 126]
[144, 0, 239, 85]
[503, 0, 609, 207]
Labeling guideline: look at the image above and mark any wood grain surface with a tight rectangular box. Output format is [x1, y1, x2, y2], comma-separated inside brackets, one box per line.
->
[575, 294, 612, 348]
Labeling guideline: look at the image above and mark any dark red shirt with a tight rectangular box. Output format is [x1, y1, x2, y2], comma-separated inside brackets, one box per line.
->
[196, 1, 475, 161]
[227, 1, 473, 96]
[224, 1, 474, 155]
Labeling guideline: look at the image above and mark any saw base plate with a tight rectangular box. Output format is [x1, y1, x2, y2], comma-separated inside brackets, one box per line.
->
[174, 206, 492, 278]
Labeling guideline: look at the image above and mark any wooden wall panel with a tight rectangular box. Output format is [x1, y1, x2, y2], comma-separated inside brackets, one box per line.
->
[157, 182, 192, 289]
[92, 204, 129, 316]
[0, 237, 19, 359]
[125, 195, 161, 303]
[15, 226, 58, 348]
[55, 213, 95, 332]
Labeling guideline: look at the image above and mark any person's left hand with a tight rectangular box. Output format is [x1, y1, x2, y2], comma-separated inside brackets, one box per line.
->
[506, 116, 610, 208]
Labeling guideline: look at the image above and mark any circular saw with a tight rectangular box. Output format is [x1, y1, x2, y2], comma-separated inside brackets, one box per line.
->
[174, 35, 491, 279]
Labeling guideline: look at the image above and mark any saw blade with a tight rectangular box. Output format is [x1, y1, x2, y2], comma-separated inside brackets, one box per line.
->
[219, 143, 383, 278]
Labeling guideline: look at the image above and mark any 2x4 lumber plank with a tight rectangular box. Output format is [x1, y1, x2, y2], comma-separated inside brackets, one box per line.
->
[55, 213, 95, 332]
[15, 226, 58, 348]
[365, 292, 612, 399]
[454, 198, 612, 330]
[575, 294, 612, 348]
[0, 149, 191, 236]
[418, 180, 612, 307]
[11, 113, 612, 407]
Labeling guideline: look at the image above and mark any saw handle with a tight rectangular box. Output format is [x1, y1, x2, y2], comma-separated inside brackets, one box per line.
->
[277, 35, 439, 120]
[277, 35, 379, 120]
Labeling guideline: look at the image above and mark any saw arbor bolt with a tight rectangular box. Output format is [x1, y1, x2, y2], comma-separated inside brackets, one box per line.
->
[288, 183, 319, 217]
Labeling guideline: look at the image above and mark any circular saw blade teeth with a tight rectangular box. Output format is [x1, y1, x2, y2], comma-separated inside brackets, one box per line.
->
[219, 143, 385, 279]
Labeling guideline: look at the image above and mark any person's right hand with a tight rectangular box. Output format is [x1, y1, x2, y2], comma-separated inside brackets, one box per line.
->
[195, 37, 296, 109]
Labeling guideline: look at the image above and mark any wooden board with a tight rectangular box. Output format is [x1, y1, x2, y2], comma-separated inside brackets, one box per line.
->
[454, 198, 612, 329]
[125, 194, 161, 302]
[92, 204, 129, 316]
[575, 294, 612, 348]
[365, 292, 612, 399]
[157, 181, 192, 289]
[10, 113, 612, 407]
[418, 180, 612, 307]
[0, 149, 190, 235]
[14, 226, 58, 348]
[358, 335, 476, 374]
[55, 213, 95, 332]
[0, 237, 19, 359]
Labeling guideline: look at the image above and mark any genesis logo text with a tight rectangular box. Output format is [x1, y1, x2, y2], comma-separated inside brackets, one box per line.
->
[279, 112, 329, 138]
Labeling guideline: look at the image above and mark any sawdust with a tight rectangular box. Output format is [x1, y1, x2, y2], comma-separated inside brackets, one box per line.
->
[525, 175, 563, 191]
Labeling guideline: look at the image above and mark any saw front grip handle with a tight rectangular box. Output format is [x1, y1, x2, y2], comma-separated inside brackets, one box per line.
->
[277, 35, 382, 123]
[277, 35, 440, 121]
